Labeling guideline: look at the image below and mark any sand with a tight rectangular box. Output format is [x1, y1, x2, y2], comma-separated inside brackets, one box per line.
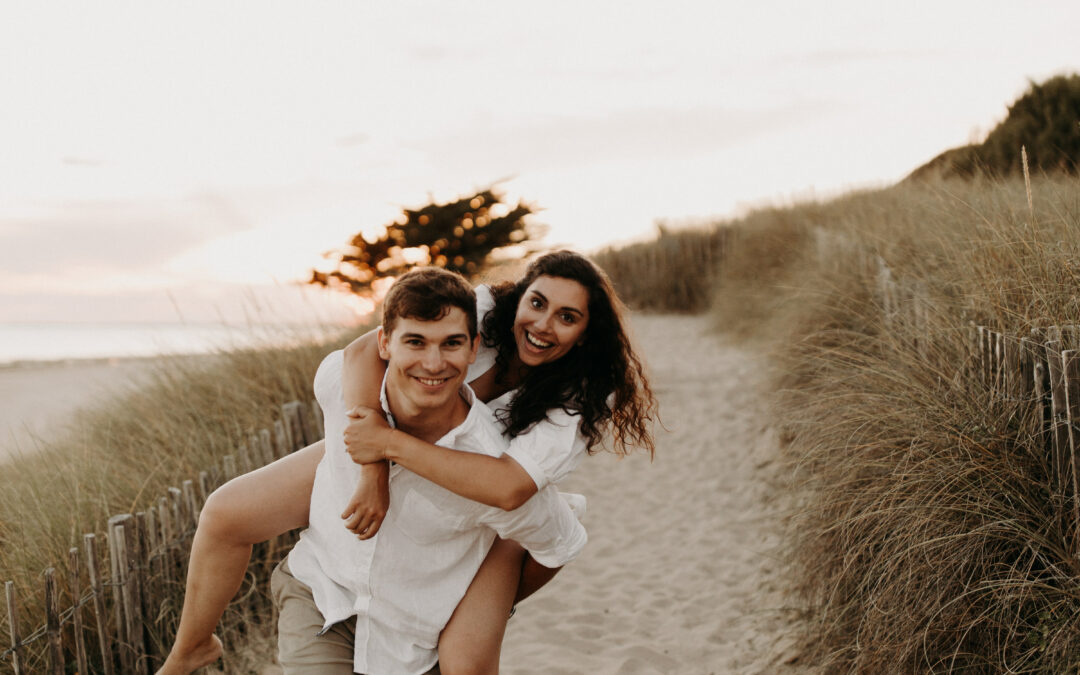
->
[0, 358, 158, 462]
[499, 314, 807, 674]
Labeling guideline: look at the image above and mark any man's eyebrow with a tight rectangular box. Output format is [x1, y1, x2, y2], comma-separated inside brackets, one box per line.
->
[443, 333, 470, 341]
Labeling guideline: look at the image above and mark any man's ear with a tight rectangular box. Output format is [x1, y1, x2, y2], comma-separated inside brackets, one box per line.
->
[377, 326, 391, 360]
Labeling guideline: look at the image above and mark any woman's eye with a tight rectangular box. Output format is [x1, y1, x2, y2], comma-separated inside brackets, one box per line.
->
[530, 298, 543, 309]
[560, 313, 576, 324]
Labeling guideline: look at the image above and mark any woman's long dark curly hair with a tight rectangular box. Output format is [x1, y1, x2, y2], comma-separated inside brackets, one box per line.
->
[481, 250, 657, 457]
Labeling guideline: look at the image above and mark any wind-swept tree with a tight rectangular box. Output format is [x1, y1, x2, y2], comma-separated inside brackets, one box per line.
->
[310, 189, 541, 295]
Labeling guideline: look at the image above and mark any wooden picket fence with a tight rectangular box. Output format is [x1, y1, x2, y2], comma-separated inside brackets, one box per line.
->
[2, 399, 325, 674]
[814, 225, 1080, 550]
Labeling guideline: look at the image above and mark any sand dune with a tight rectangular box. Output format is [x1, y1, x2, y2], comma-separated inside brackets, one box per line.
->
[0, 358, 156, 462]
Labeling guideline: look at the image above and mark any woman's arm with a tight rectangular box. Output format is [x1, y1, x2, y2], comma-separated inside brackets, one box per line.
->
[342, 328, 384, 410]
[340, 329, 392, 538]
[346, 407, 539, 511]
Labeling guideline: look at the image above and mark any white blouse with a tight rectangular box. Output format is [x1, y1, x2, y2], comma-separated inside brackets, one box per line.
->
[468, 285, 588, 490]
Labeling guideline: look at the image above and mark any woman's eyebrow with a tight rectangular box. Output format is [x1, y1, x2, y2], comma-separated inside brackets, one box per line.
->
[532, 289, 584, 315]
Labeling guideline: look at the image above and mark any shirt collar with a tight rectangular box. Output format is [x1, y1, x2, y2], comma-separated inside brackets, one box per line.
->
[379, 373, 481, 445]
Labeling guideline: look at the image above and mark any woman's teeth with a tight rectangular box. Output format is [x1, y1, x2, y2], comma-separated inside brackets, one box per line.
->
[526, 332, 553, 349]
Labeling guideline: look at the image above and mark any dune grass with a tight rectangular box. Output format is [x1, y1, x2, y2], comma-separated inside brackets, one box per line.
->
[0, 325, 364, 672]
[595, 173, 1080, 672]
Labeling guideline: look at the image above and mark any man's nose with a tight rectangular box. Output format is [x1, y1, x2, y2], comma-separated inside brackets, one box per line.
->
[420, 346, 445, 371]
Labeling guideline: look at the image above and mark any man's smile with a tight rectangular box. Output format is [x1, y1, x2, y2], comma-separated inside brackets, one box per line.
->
[412, 375, 452, 388]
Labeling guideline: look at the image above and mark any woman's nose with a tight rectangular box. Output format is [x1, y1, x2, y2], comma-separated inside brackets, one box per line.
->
[534, 312, 553, 332]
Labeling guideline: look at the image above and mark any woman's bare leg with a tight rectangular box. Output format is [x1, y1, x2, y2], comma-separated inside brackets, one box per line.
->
[157, 441, 325, 675]
[438, 539, 566, 675]
[437, 538, 525, 675]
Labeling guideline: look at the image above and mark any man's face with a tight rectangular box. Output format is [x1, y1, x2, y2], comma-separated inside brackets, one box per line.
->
[377, 307, 478, 415]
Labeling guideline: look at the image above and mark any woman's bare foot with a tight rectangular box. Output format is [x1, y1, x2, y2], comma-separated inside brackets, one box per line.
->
[156, 634, 223, 675]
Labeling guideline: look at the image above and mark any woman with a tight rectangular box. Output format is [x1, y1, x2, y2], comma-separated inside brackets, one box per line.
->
[159, 251, 656, 674]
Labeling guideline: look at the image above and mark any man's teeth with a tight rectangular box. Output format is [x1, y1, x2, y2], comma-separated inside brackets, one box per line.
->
[417, 377, 447, 386]
[526, 332, 553, 348]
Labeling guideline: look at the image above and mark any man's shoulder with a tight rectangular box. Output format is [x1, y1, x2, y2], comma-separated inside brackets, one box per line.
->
[313, 350, 344, 409]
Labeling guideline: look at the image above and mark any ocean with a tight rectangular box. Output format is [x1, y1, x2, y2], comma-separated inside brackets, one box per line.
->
[0, 321, 348, 366]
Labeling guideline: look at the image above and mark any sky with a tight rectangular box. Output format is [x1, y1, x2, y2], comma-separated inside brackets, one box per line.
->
[1, 1, 1078, 324]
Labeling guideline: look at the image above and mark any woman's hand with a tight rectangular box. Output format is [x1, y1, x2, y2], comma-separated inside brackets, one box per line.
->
[340, 462, 390, 539]
[344, 406, 394, 464]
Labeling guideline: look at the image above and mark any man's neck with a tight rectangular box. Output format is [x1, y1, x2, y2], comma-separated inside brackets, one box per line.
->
[388, 388, 471, 444]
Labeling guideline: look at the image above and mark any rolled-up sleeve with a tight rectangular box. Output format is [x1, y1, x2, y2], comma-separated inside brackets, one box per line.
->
[504, 409, 588, 490]
[477, 485, 588, 568]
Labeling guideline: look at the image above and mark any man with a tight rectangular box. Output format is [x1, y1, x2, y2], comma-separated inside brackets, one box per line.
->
[273, 268, 587, 674]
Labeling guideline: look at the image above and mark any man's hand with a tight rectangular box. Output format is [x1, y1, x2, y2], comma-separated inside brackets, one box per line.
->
[341, 462, 390, 539]
[344, 406, 394, 464]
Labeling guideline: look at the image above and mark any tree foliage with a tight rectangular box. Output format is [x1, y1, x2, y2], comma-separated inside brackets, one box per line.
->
[310, 189, 540, 294]
[909, 73, 1080, 179]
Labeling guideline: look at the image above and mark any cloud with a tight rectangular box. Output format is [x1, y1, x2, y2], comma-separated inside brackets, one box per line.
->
[335, 132, 370, 148]
[0, 194, 257, 276]
[410, 102, 838, 175]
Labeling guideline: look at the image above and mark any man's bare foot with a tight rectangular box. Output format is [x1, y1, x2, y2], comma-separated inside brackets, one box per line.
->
[156, 634, 223, 675]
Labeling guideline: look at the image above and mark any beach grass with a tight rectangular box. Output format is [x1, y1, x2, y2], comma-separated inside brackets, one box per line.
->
[717, 175, 1080, 672]
[592, 172, 1080, 671]
[0, 325, 365, 671]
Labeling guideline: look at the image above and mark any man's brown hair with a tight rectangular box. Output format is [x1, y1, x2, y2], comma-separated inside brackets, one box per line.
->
[381, 267, 477, 338]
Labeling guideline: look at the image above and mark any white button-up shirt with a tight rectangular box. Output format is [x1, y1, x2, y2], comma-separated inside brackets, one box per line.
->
[287, 350, 588, 675]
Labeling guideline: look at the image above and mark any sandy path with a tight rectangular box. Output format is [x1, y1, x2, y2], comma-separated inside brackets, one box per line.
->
[501, 314, 806, 674]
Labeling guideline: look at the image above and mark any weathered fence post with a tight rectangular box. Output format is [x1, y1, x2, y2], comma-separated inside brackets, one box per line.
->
[111, 524, 135, 674]
[274, 420, 290, 458]
[5, 580, 24, 674]
[183, 480, 199, 527]
[158, 497, 175, 585]
[198, 471, 212, 506]
[1061, 350, 1080, 551]
[223, 455, 238, 481]
[84, 533, 116, 675]
[68, 547, 89, 675]
[44, 568, 63, 674]
[259, 429, 275, 466]
[237, 442, 253, 475]
[281, 402, 302, 451]
[1045, 338, 1070, 491]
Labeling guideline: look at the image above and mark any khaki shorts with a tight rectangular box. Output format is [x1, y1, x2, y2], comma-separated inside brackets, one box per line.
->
[271, 557, 358, 674]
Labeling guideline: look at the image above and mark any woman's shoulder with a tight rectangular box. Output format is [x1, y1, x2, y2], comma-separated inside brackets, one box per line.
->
[474, 283, 496, 320]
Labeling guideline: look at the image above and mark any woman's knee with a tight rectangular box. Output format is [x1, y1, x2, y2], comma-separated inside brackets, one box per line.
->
[198, 480, 257, 543]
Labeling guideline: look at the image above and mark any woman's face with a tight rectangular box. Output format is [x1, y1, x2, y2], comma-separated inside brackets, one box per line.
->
[513, 275, 590, 367]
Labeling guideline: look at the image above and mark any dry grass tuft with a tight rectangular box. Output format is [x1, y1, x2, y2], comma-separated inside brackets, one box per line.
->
[0, 325, 364, 671]
[716, 175, 1080, 672]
